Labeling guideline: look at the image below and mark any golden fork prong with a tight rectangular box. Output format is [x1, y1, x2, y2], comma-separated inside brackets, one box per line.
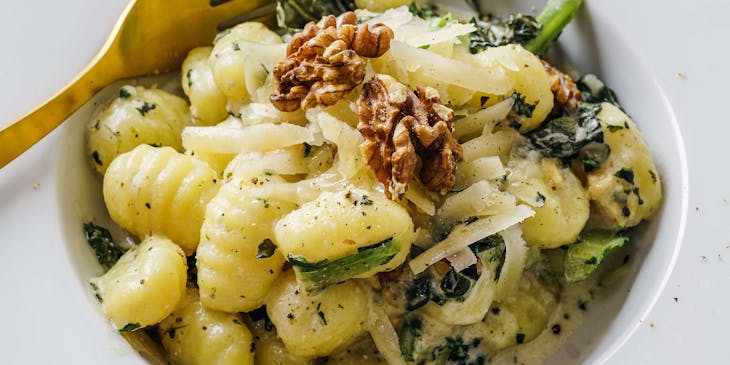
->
[0, 0, 275, 169]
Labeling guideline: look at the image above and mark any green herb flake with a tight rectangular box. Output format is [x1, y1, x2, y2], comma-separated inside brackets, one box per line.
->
[186, 69, 193, 89]
[516, 333, 526, 344]
[303, 142, 312, 157]
[316, 302, 327, 325]
[615, 167, 635, 184]
[166, 324, 187, 339]
[256, 239, 277, 259]
[622, 206, 631, 217]
[583, 158, 599, 172]
[536, 192, 546, 205]
[605, 124, 625, 133]
[119, 323, 141, 332]
[649, 169, 657, 183]
[511, 93, 536, 118]
[90, 282, 103, 303]
[419, 44, 430, 49]
[118, 88, 131, 99]
[83, 222, 127, 269]
[91, 150, 103, 166]
[360, 195, 373, 205]
[136, 102, 156, 116]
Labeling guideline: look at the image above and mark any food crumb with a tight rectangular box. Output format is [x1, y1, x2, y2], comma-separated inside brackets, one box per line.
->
[677, 72, 685, 79]
[673, 297, 678, 302]
[649, 322, 655, 328]
[33, 183, 40, 190]
[701, 255, 707, 261]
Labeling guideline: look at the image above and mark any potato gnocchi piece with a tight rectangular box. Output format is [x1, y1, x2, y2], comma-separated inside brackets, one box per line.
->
[209, 22, 284, 107]
[586, 103, 662, 229]
[274, 188, 414, 290]
[87, 85, 190, 174]
[196, 174, 297, 313]
[507, 157, 589, 248]
[182, 47, 228, 126]
[158, 288, 254, 365]
[91, 235, 186, 331]
[266, 271, 368, 358]
[103, 145, 220, 254]
[474, 44, 554, 132]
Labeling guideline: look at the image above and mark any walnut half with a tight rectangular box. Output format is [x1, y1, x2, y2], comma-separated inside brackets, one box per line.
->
[357, 74, 463, 199]
[270, 12, 394, 112]
[542, 59, 582, 111]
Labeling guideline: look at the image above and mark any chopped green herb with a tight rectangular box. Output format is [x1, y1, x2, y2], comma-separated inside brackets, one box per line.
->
[256, 239, 277, 259]
[303, 142, 312, 157]
[83, 222, 127, 269]
[516, 333, 526, 344]
[615, 167, 635, 184]
[136, 102, 156, 116]
[536, 192, 546, 205]
[649, 169, 657, 183]
[583, 157, 600, 172]
[118, 88, 131, 98]
[419, 44, 430, 49]
[90, 282, 103, 303]
[91, 150, 103, 166]
[605, 124, 625, 133]
[165, 324, 188, 339]
[186, 69, 193, 89]
[622, 206, 631, 217]
[511, 93, 536, 118]
[317, 302, 327, 325]
[119, 323, 141, 332]
[360, 195, 373, 205]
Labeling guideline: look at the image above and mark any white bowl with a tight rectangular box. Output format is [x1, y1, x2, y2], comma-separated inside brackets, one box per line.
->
[52, 0, 688, 363]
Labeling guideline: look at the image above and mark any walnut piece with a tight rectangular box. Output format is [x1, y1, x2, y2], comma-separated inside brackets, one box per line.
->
[542, 60, 582, 111]
[357, 74, 463, 199]
[270, 12, 394, 112]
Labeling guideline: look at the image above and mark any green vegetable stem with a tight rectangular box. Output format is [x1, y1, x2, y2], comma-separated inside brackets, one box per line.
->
[524, 0, 583, 55]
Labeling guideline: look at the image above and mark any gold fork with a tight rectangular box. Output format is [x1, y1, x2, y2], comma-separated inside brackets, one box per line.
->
[0, 0, 276, 169]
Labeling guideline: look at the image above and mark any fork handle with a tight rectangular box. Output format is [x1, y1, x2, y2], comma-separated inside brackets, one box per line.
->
[0, 60, 115, 169]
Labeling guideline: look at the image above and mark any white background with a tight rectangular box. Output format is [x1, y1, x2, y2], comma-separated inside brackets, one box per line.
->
[0, 0, 726, 364]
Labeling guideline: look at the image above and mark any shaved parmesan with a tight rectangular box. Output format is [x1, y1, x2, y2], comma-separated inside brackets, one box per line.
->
[409, 205, 534, 274]
[494, 225, 529, 300]
[389, 41, 514, 96]
[182, 123, 313, 154]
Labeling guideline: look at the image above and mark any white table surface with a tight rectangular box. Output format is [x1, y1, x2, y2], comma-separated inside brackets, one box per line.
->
[0, 0, 725, 364]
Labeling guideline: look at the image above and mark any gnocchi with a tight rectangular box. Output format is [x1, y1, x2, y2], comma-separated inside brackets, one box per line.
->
[102, 144, 219, 254]
[91, 235, 186, 331]
[87, 86, 190, 174]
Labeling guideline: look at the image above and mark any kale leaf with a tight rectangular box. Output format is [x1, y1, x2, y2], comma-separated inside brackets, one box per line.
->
[469, 14, 542, 54]
[275, 0, 356, 31]
[577, 74, 623, 108]
[83, 222, 127, 269]
[526, 103, 604, 159]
